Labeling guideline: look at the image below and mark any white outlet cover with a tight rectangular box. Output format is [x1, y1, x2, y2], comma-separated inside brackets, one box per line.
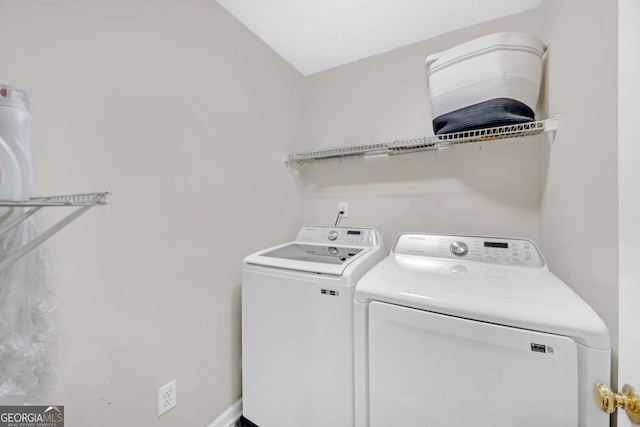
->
[216, 0, 543, 75]
[158, 380, 177, 416]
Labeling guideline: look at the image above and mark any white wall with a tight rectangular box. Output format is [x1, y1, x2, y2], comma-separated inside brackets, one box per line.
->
[299, 0, 619, 369]
[299, 19, 543, 248]
[0, 0, 303, 425]
[618, 1, 640, 425]
[537, 0, 619, 370]
[299, 12, 551, 248]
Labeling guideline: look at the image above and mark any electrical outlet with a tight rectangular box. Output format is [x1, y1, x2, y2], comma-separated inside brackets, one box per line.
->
[158, 380, 177, 416]
[338, 202, 349, 218]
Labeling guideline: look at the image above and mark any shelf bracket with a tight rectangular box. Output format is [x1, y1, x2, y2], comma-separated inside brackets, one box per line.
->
[0, 192, 109, 273]
[0, 207, 42, 237]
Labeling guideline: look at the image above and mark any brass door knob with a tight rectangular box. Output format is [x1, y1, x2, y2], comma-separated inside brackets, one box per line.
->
[594, 382, 640, 424]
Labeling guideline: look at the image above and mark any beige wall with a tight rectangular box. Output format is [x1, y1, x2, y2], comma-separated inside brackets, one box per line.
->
[300, 0, 619, 373]
[0, 0, 303, 425]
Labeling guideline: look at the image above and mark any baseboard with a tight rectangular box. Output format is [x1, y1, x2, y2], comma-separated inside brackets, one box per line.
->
[207, 398, 243, 427]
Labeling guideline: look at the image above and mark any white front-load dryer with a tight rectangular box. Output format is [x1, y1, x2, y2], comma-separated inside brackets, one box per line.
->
[354, 233, 610, 427]
[242, 226, 386, 427]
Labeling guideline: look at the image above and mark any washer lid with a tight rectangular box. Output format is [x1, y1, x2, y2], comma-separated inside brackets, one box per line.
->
[355, 233, 610, 350]
[244, 226, 382, 276]
[246, 242, 367, 276]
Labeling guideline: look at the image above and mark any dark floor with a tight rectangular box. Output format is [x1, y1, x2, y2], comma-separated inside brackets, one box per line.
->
[238, 416, 258, 427]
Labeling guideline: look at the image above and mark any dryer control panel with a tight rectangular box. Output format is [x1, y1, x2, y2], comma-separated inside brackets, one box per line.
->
[393, 233, 545, 267]
[295, 226, 376, 247]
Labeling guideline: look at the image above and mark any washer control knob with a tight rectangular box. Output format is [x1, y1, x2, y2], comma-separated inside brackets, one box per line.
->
[327, 231, 339, 241]
[328, 247, 339, 255]
[450, 241, 469, 257]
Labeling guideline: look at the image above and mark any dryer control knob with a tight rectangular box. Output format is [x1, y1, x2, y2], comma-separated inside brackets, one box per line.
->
[450, 241, 469, 257]
[328, 231, 339, 241]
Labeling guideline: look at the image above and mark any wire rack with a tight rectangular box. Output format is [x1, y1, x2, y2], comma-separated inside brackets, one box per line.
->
[0, 191, 110, 272]
[0, 191, 110, 207]
[284, 118, 558, 163]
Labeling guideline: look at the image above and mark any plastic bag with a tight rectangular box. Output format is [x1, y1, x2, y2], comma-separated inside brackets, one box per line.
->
[0, 208, 55, 404]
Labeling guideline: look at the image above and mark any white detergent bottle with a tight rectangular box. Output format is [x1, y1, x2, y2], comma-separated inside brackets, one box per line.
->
[0, 84, 32, 202]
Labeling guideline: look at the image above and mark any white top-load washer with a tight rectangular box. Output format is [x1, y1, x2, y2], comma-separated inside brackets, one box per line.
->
[243, 226, 386, 427]
[354, 233, 610, 427]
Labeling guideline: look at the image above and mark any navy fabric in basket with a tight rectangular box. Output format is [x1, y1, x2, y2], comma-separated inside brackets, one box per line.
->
[433, 98, 535, 135]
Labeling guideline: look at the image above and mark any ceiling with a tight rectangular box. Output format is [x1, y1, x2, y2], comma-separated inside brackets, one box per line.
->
[217, 0, 542, 76]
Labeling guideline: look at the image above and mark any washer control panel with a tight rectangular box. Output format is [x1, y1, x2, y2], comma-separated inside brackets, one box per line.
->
[295, 226, 376, 248]
[394, 233, 544, 267]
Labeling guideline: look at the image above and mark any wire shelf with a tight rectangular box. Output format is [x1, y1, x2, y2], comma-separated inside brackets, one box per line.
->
[284, 118, 558, 163]
[0, 191, 110, 272]
[0, 192, 110, 207]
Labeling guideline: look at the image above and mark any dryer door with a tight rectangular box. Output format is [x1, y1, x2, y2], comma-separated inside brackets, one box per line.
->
[368, 301, 579, 427]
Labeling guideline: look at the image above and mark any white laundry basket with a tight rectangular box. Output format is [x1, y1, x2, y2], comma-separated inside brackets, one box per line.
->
[426, 32, 546, 135]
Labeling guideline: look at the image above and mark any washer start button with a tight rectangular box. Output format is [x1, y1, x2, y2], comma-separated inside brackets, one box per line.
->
[450, 241, 468, 257]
